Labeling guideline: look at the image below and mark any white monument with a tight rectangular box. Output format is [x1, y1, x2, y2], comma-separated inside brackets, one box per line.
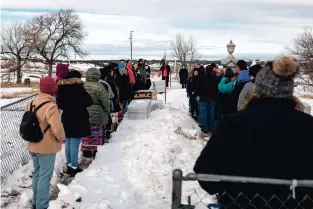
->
[222, 40, 237, 67]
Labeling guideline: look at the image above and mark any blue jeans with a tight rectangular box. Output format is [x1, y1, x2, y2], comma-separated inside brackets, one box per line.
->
[65, 137, 82, 168]
[31, 152, 56, 209]
[198, 101, 215, 132]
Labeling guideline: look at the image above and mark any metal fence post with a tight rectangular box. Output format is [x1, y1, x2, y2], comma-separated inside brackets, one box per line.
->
[172, 169, 183, 209]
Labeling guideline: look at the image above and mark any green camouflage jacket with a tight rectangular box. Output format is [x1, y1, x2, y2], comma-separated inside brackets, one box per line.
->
[84, 68, 110, 126]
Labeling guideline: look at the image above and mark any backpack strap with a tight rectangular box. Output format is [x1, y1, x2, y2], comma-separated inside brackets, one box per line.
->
[34, 101, 52, 133]
[34, 101, 51, 112]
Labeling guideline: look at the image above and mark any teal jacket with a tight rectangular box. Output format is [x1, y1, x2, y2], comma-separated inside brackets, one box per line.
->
[218, 77, 235, 95]
[84, 68, 110, 126]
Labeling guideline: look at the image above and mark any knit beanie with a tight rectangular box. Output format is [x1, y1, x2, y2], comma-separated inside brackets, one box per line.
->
[255, 56, 299, 98]
[40, 77, 58, 95]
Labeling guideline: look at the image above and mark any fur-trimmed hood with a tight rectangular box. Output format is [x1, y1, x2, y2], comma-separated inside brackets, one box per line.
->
[58, 78, 83, 85]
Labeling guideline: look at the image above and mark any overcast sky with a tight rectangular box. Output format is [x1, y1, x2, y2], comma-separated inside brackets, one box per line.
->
[2, 0, 313, 60]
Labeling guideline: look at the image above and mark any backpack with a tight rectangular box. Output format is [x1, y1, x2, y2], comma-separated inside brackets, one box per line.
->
[19, 101, 51, 143]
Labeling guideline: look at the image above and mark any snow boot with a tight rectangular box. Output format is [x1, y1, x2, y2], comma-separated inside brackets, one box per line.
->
[66, 165, 75, 175]
[70, 167, 83, 177]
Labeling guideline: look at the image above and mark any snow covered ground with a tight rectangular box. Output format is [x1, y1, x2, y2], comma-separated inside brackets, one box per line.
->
[49, 87, 209, 209]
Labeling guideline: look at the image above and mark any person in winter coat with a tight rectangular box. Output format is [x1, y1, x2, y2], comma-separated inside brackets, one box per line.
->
[194, 65, 218, 136]
[55, 64, 69, 107]
[99, 66, 121, 133]
[82, 68, 110, 158]
[179, 65, 188, 89]
[27, 77, 65, 209]
[115, 63, 131, 115]
[57, 70, 93, 176]
[126, 60, 136, 86]
[237, 64, 263, 110]
[228, 60, 251, 113]
[218, 68, 236, 117]
[211, 63, 223, 122]
[187, 66, 200, 118]
[138, 59, 147, 87]
[144, 60, 152, 90]
[132, 62, 144, 91]
[159, 58, 171, 87]
[194, 56, 313, 208]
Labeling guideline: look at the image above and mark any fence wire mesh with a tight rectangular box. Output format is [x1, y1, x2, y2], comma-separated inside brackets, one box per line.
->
[172, 170, 313, 209]
[1, 94, 37, 184]
[183, 190, 313, 209]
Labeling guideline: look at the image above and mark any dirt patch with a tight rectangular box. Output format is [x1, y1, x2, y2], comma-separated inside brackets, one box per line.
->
[1, 82, 39, 89]
[297, 94, 313, 99]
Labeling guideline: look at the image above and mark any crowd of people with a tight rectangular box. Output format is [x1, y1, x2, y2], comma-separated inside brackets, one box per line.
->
[192, 56, 313, 207]
[21, 55, 313, 209]
[25, 58, 174, 209]
[184, 60, 266, 137]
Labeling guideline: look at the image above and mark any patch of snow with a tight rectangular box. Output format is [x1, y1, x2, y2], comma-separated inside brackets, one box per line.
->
[50, 88, 207, 209]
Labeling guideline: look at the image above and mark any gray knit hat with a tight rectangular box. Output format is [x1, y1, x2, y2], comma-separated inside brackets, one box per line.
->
[255, 56, 299, 98]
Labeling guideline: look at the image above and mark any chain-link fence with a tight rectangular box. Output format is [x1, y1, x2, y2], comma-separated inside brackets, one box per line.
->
[172, 169, 313, 209]
[1, 94, 37, 185]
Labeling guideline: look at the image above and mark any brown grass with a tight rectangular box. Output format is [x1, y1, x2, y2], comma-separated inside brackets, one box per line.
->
[1, 90, 38, 99]
[0, 82, 39, 89]
[297, 94, 313, 99]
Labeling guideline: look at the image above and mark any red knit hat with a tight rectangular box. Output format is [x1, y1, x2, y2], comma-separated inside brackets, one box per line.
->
[40, 77, 58, 95]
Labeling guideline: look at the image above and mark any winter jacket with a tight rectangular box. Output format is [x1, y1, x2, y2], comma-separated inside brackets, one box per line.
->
[27, 93, 65, 154]
[237, 82, 254, 110]
[115, 69, 131, 102]
[84, 68, 110, 126]
[195, 73, 218, 102]
[99, 77, 121, 113]
[179, 68, 189, 84]
[138, 64, 147, 83]
[133, 69, 144, 92]
[160, 65, 171, 80]
[126, 66, 136, 84]
[228, 80, 251, 113]
[194, 97, 313, 201]
[187, 69, 199, 97]
[237, 69, 251, 83]
[218, 77, 235, 95]
[145, 65, 151, 80]
[57, 78, 93, 138]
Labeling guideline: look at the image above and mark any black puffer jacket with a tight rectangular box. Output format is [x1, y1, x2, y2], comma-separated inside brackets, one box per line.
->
[57, 77, 93, 138]
[194, 97, 313, 205]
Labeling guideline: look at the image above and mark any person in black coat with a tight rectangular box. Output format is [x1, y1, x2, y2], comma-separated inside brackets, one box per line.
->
[179, 65, 188, 89]
[187, 66, 200, 118]
[194, 65, 218, 135]
[57, 70, 93, 175]
[115, 63, 132, 115]
[194, 56, 313, 208]
[144, 60, 151, 90]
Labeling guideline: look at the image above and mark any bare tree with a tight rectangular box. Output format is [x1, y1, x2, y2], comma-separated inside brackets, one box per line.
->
[288, 28, 313, 87]
[1, 23, 33, 83]
[29, 9, 88, 76]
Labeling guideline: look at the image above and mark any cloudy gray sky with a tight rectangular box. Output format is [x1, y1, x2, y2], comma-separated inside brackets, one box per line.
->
[2, 0, 313, 60]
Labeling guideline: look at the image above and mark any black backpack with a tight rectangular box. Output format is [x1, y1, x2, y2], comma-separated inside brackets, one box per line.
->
[20, 101, 51, 143]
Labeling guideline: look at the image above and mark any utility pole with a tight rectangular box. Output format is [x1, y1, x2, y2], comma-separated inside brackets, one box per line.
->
[129, 31, 134, 62]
